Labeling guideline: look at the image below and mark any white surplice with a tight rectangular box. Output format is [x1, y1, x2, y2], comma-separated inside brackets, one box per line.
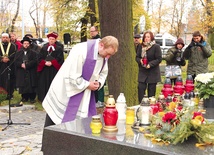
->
[42, 39, 108, 124]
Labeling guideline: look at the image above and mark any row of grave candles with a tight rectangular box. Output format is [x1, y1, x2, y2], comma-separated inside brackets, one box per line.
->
[162, 75, 195, 98]
[90, 75, 196, 133]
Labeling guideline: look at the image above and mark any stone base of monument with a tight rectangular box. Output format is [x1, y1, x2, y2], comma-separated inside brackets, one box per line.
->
[42, 113, 214, 155]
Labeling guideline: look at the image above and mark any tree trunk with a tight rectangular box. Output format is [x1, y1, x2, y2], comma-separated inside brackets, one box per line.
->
[29, 11, 38, 37]
[10, 0, 20, 32]
[88, 0, 97, 26]
[80, 17, 88, 42]
[99, 0, 138, 105]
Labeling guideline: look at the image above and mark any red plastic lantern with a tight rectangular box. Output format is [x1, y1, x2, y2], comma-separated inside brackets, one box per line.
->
[173, 76, 185, 95]
[184, 75, 194, 93]
[142, 53, 148, 68]
[150, 103, 161, 115]
[161, 78, 173, 98]
[103, 95, 118, 132]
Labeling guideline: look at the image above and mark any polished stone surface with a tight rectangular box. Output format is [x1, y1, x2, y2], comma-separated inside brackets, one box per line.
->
[43, 109, 214, 155]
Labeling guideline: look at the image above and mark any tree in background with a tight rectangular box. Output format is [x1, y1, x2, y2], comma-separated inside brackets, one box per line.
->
[144, 0, 214, 45]
[41, 0, 51, 37]
[0, 0, 21, 33]
[168, 0, 187, 38]
[29, 0, 42, 37]
[10, 0, 20, 32]
[80, 0, 99, 42]
[133, 0, 151, 34]
[198, 0, 214, 48]
[48, 0, 88, 41]
[99, 0, 138, 105]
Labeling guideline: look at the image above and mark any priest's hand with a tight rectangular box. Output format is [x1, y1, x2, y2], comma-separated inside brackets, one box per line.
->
[45, 61, 52, 66]
[2, 57, 9, 63]
[88, 81, 100, 91]
[21, 63, 26, 69]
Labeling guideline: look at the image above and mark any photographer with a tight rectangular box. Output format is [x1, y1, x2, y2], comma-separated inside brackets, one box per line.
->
[24, 34, 41, 54]
[165, 38, 186, 85]
[183, 31, 212, 81]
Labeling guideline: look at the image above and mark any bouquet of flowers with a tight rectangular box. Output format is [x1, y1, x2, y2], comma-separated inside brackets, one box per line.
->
[0, 87, 7, 103]
[143, 101, 214, 146]
[195, 72, 214, 99]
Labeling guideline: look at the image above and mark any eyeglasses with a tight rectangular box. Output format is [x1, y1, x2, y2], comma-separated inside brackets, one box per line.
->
[90, 30, 97, 32]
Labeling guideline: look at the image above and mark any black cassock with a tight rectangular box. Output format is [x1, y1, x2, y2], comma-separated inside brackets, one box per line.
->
[0, 42, 17, 97]
[37, 44, 64, 102]
[15, 48, 38, 95]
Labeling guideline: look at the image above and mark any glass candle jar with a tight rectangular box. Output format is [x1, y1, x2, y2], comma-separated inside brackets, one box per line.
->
[126, 107, 135, 125]
[90, 115, 102, 134]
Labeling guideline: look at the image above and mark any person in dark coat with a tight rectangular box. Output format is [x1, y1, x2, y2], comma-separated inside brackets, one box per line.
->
[134, 34, 142, 53]
[0, 33, 17, 99]
[14, 37, 38, 106]
[165, 38, 186, 85]
[10, 32, 22, 51]
[43, 31, 64, 51]
[90, 26, 101, 39]
[24, 34, 41, 54]
[136, 31, 162, 103]
[183, 31, 212, 81]
[37, 32, 64, 102]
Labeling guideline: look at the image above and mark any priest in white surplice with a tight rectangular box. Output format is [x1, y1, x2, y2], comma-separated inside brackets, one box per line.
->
[42, 36, 119, 126]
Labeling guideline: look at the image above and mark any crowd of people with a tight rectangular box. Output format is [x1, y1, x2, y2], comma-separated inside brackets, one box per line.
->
[134, 30, 212, 103]
[0, 27, 118, 152]
[0, 29, 119, 151]
[0, 31, 64, 106]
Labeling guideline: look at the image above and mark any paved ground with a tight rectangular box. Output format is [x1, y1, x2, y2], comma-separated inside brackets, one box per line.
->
[0, 104, 46, 155]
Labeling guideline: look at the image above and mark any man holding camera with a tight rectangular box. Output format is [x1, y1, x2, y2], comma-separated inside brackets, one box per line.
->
[24, 34, 41, 54]
[183, 31, 212, 81]
[165, 38, 186, 85]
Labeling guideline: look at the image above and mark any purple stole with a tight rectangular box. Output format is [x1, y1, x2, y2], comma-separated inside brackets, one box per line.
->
[62, 40, 98, 123]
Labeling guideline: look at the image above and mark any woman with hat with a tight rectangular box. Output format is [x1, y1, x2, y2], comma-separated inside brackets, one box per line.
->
[37, 32, 64, 102]
[165, 38, 186, 85]
[14, 37, 38, 106]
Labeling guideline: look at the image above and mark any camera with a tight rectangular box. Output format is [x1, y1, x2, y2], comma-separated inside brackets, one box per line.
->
[176, 57, 182, 62]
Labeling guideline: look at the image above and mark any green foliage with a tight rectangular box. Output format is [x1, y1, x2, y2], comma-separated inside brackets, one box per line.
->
[195, 72, 214, 99]
[132, 0, 151, 32]
[0, 90, 43, 111]
[48, 0, 88, 40]
[208, 33, 214, 49]
[146, 107, 214, 145]
[0, 87, 7, 103]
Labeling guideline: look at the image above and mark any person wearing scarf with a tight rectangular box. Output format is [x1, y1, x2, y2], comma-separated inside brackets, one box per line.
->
[37, 32, 64, 102]
[136, 31, 162, 103]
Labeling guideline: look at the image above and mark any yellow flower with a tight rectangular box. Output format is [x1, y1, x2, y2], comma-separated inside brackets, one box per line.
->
[195, 115, 204, 123]
[169, 102, 176, 111]
[191, 119, 201, 127]
[206, 134, 214, 140]
[158, 112, 165, 117]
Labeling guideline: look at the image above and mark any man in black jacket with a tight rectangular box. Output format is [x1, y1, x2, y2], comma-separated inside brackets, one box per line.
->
[90, 26, 100, 39]
[13, 37, 38, 106]
[134, 34, 142, 53]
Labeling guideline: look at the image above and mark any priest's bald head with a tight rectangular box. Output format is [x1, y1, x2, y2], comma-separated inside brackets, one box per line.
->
[98, 36, 119, 59]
